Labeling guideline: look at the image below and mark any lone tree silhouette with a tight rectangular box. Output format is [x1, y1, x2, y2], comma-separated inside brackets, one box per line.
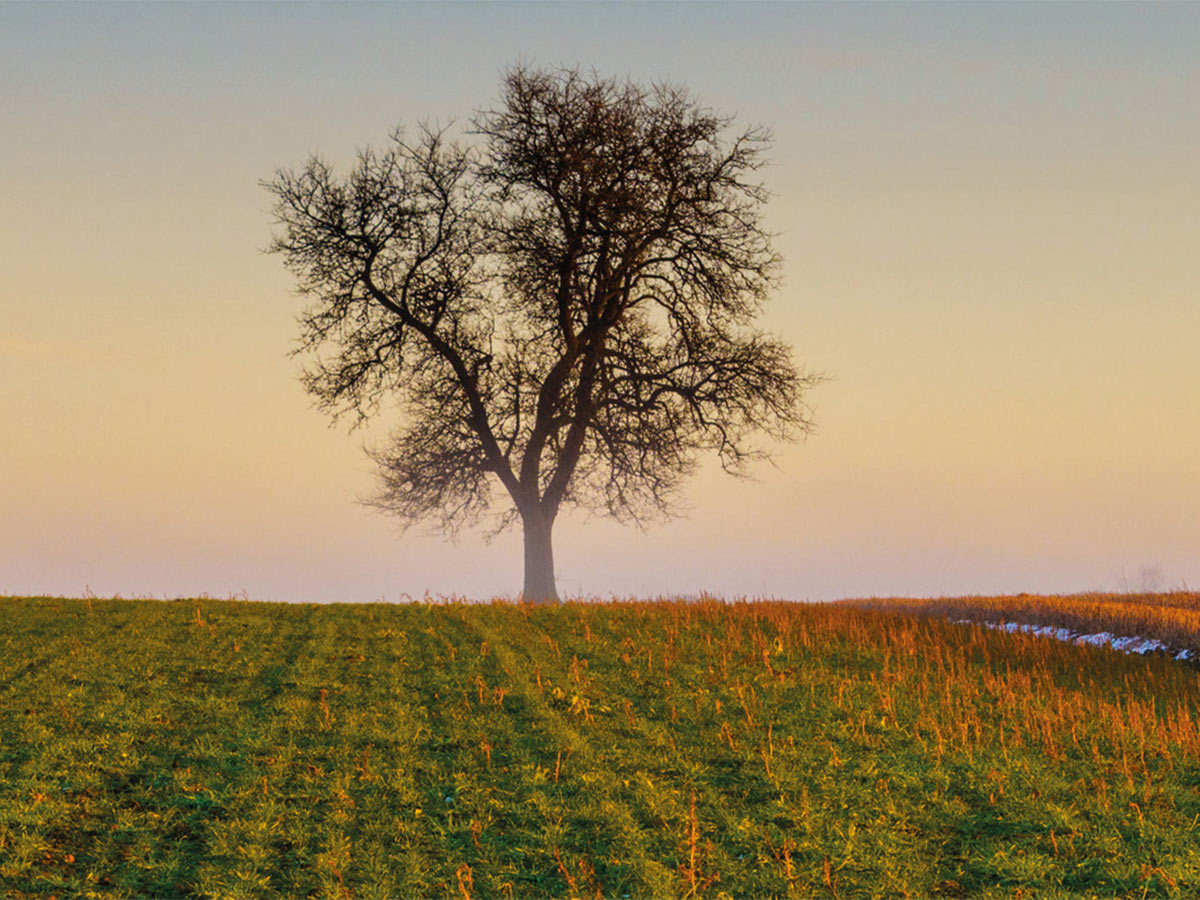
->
[266, 64, 818, 602]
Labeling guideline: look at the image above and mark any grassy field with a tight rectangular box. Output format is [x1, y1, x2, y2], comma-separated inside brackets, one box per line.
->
[2, 595, 1199, 898]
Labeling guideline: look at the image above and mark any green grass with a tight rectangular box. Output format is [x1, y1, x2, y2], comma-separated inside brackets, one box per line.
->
[2, 595, 1199, 898]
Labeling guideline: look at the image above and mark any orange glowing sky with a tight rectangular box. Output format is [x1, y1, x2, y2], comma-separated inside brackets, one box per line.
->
[3, 3, 1198, 602]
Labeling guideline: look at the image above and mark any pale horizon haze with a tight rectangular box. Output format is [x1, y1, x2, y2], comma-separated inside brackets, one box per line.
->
[3, 3, 1198, 603]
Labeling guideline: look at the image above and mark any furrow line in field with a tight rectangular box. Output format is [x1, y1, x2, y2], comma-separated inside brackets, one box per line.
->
[468, 607, 681, 897]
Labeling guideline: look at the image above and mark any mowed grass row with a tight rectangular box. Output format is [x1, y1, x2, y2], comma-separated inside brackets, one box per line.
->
[2, 596, 1200, 898]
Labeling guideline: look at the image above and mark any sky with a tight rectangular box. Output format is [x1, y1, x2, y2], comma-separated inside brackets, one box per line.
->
[3, 2, 1198, 603]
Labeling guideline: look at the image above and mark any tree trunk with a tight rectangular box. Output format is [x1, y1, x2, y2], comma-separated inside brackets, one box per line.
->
[521, 509, 559, 604]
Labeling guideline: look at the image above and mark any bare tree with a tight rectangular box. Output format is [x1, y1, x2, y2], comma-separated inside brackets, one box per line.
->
[265, 64, 819, 602]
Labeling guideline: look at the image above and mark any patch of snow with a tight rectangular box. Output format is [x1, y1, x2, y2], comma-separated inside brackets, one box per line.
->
[959, 619, 1194, 663]
[1109, 635, 1170, 655]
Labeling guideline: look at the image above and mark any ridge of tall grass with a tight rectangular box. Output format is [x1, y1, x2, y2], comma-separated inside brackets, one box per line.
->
[844, 593, 1200, 660]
